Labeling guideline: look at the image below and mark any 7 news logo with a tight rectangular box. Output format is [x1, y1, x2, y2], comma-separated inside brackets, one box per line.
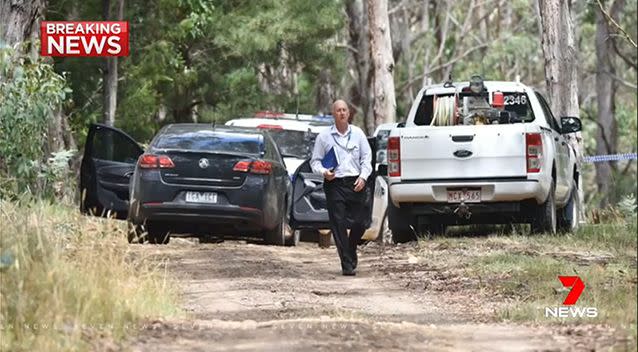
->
[545, 276, 598, 318]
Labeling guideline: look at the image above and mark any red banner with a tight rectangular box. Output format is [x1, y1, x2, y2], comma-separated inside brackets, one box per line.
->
[40, 21, 129, 57]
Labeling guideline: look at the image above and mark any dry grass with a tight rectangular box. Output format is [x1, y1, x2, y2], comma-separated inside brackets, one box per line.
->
[0, 198, 181, 351]
[414, 219, 637, 346]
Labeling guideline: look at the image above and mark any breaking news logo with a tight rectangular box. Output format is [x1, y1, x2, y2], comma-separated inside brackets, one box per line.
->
[40, 21, 129, 57]
[545, 275, 598, 318]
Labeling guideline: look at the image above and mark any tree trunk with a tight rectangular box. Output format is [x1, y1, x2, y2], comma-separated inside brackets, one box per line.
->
[256, 46, 297, 112]
[102, 0, 124, 127]
[367, 0, 397, 127]
[399, 6, 412, 110]
[345, 0, 373, 132]
[0, 0, 45, 58]
[538, 0, 584, 218]
[538, 0, 582, 155]
[388, 4, 404, 65]
[420, 0, 432, 86]
[594, 0, 624, 206]
[538, 0, 580, 118]
[315, 68, 334, 115]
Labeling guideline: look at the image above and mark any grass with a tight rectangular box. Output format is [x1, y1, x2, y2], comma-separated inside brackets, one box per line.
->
[0, 198, 181, 351]
[414, 219, 637, 345]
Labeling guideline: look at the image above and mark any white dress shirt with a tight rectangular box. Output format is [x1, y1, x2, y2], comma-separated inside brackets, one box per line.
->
[310, 124, 372, 180]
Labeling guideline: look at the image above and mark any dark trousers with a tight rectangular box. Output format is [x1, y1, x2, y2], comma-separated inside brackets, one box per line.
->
[324, 176, 368, 272]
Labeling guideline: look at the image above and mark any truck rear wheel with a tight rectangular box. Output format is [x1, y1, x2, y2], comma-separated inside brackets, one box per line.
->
[388, 201, 416, 243]
[531, 181, 557, 235]
[557, 180, 579, 233]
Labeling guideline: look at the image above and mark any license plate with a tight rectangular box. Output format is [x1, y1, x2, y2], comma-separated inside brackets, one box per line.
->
[447, 189, 481, 203]
[185, 191, 217, 203]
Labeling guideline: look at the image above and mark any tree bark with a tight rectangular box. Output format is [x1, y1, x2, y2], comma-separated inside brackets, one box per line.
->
[538, 0, 584, 217]
[538, 0, 582, 155]
[420, 0, 432, 86]
[367, 0, 397, 127]
[0, 0, 45, 58]
[538, 0, 580, 118]
[594, 0, 624, 205]
[102, 0, 124, 127]
[399, 6, 412, 109]
[388, 3, 404, 65]
[345, 0, 374, 132]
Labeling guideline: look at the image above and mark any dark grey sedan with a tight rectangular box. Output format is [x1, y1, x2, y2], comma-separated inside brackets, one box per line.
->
[80, 123, 297, 246]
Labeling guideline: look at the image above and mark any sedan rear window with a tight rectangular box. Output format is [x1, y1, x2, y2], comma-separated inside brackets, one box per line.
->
[266, 129, 317, 158]
[154, 130, 262, 154]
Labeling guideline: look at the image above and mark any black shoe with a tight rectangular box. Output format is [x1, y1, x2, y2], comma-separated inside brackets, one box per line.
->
[342, 269, 356, 276]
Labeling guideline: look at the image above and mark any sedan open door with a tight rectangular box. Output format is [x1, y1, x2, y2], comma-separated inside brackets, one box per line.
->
[80, 124, 143, 219]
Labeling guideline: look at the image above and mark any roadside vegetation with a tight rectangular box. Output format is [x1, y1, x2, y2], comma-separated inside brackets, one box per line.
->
[413, 197, 637, 347]
[0, 198, 181, 352]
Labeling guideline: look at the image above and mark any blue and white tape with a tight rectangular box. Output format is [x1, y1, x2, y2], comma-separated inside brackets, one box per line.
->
[582, 153, 637, 163]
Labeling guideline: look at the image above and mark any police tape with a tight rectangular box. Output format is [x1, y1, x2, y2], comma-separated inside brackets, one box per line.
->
[582, 153, 637, 163]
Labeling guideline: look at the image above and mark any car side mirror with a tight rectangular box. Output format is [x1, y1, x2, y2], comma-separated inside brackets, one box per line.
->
[560, 116, 582, 134]
[377, 164, 388, 176]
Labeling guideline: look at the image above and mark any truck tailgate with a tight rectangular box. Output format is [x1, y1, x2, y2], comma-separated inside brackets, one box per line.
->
[400, 124, 528, 180]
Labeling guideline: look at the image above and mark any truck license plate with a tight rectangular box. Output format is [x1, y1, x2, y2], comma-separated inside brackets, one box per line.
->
[185, 192, 217, 203]
[447, 189, 481, 203]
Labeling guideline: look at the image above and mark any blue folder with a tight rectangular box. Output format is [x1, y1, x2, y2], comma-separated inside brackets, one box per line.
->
[321, 146, 340, 171]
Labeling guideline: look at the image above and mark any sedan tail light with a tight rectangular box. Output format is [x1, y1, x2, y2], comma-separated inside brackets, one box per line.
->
[232, 160, 251, 172]
[139, 154, 175, 169]
[233, 160, 272, 175]
[250, 160, 272, 174]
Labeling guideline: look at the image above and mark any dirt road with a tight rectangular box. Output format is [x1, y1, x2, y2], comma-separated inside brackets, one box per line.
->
[127, 239, 619, 351]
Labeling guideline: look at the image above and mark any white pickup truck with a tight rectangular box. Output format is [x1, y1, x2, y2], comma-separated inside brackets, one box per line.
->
[383, 78, 583, 242]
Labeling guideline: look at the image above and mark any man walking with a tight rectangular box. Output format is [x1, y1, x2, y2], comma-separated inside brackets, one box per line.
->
[311, 100, 372, 276]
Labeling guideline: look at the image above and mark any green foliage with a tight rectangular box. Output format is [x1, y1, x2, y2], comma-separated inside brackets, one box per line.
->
[47, 0, 343, 143]
[0, 47, 72, 199]
[580, 95, 637, 206]
[618, 194, 638, 222]
[41, 0, 637, 207]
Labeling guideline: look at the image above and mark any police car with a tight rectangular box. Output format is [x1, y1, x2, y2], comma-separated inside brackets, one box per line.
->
[225, 113, 332, 179]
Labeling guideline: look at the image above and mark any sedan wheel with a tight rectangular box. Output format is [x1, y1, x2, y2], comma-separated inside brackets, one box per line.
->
[264, 212, 286, 246]
[146, 223, 170, 244]
[284, 227, 300, 247]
